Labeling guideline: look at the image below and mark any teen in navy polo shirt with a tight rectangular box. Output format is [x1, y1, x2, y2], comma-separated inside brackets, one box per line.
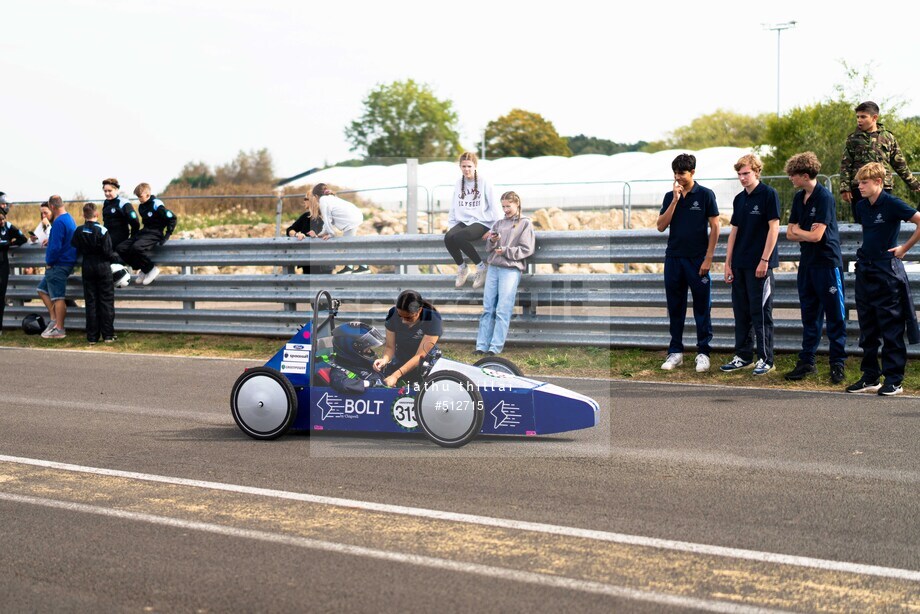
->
[783, 152, 847, 384]
[656, 153, 720, 373]
[373, 289, 442, 388]
[846, 162, 920, 396]
[722, 154, 781, 376]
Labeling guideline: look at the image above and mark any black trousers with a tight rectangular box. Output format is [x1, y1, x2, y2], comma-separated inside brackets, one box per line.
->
[82, 260, 115, 341]
[855, 259, 909, 385]
[117, 230, 162, 274]
[731, 268, 775, 364]
[444, 222, 488, 266]
[0, 262, 8, 333]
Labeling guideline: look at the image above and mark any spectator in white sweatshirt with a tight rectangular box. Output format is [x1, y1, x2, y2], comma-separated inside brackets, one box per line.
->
[445, 152, 502, 289]
[311, 183, 368, 274]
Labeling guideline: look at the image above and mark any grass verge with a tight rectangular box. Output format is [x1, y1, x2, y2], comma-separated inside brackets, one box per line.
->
[4, 329, 918, 394]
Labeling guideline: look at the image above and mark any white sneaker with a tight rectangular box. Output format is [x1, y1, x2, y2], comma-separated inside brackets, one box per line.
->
[455, 263, 470, 288]
[43, 319, 57, 335]
[134, 270, 146, 285]
[661, 352, 683, 370]
[472, 263, 488, 289]
[695, 354, 710, 372]
[142, 266, 160, 285]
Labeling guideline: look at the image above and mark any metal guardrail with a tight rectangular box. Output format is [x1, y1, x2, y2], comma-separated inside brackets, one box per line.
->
[5, 228, 920, 355]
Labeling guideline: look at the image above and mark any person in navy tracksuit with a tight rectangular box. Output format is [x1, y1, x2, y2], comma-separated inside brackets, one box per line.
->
[0, 208, 28, 334]
[656, 153, 720, 373]
[721, 154, 781, 376]
[101, 177, 139, 258]
[782, 152, 847, 384]
[118, 183, 177, 286]
[846, 162, 920, 396]
[71, 203, 116, 343]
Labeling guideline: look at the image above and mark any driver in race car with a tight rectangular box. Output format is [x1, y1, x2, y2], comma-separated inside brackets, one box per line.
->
[322, 322, 386, 394]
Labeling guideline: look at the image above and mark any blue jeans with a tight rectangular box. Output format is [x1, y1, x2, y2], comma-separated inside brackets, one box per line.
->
[476, 265, 521, 353]
[37, 264, 74, 301]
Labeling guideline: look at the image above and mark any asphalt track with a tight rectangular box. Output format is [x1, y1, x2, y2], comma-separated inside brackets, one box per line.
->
[0, 347, 918, 612]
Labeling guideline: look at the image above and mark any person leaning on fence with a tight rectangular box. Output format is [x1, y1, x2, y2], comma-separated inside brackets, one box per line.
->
[0, 207, 28, 336]
[117, 183, 177, 286]
[721, 154, 781, 376]
[445, 152, 501, 289]
[839, 101, 920, 219]
[101, 177, 139, 259]
[37, 195, 77, 339]
[846, 162, 920, 397]
[311, 183, 368, 275]
[286, 192, 332, 274]
[656, 153, 720, 373]
[782, 152, 847, 384]
[71, 202, 116, 344]
[475, 191, 535, 356]
[373, 289, 442, 388]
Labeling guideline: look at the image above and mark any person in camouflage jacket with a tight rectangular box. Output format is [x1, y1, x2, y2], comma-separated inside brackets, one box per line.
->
[840, 101, 920, 213]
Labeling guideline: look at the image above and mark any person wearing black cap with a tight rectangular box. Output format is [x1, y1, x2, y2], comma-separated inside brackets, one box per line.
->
[0, 207, 28, 335]
[373, 289, 442, 387]
[71, 202, 116, 344]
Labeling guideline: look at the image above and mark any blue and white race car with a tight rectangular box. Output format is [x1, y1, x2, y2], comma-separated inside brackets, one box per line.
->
[231, 290, 599, 447]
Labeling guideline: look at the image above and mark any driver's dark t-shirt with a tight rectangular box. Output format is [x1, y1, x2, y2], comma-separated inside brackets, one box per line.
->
[385, 306, 442, 366]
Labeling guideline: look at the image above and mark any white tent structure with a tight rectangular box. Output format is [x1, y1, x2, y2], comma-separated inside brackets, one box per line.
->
[284, 147, 758, 216]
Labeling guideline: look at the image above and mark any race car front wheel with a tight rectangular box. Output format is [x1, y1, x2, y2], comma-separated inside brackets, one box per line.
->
[473, 356, 523, 377]
[231, 367, 298, 440]
[416, 370, 484, 448]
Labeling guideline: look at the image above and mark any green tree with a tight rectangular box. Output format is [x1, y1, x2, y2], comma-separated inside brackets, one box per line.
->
[345, 79, 461, 159]
[761, 99, 853, 178]
[215, 148, 275, 185]
[666, 109, 770, 150]
[167, 161, 216, 190]
[567, 134, 648, 155]
[480, 109, 571, 158]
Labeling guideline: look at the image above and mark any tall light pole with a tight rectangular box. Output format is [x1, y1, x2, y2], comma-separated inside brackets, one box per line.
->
[763, 21, 796, 116]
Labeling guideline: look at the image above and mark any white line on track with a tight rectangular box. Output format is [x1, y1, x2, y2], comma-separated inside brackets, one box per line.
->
[0, 491, 782, 614]
[2, 454, 918, 583]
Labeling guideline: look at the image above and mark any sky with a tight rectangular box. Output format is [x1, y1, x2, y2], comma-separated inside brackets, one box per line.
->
[3, 0, 919, 202]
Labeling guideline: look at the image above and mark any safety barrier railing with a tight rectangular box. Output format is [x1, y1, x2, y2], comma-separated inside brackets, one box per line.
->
[6, 223, 920, 354]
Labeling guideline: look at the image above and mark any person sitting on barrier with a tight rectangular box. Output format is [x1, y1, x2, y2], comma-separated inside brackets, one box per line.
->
[446, 152, 501, 289]
[286, 193, 332, 274]
[475, 191, 535, 355]
[311, 183, 368, 275]
[118, 183, 177, 286]
[101, 178, 139, 261]
[71, 203, 116, 344]
[0, 207, 28, 335]
[373, 289, 442, 387]
[318, 322, 387, 394]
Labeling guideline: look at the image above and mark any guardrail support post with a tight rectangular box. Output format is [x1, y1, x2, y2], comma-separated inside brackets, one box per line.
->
[406, 159, 419, 275]
[182, 265, 195, 311]
[283, 265, 297, 312]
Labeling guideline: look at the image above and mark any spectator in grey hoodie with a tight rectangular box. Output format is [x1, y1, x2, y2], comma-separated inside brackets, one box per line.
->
[475, 191, 535, 355]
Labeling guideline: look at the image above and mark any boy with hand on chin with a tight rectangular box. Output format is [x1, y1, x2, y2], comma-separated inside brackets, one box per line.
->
[656, 153, 720, 373]
[846, 162, 920, 396]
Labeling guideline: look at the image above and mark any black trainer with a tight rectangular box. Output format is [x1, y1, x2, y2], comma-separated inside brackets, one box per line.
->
[784, 361, 817, 381]
[878, 383, 903, 396]
[845, 376, 881, 393]
[830, 363, 845, 384]
[351, 265, 371, 275]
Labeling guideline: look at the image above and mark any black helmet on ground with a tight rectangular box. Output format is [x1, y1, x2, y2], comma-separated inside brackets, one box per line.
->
[22, 313, 47, 335]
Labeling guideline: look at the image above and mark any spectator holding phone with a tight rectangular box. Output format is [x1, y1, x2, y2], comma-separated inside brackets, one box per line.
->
[475, 191, 535, 355]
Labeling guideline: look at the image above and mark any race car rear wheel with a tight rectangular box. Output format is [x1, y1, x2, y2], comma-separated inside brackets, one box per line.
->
[416, 370, 483, 448]
[473, 356, 523, 377]
[231, 367, 298, 440]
